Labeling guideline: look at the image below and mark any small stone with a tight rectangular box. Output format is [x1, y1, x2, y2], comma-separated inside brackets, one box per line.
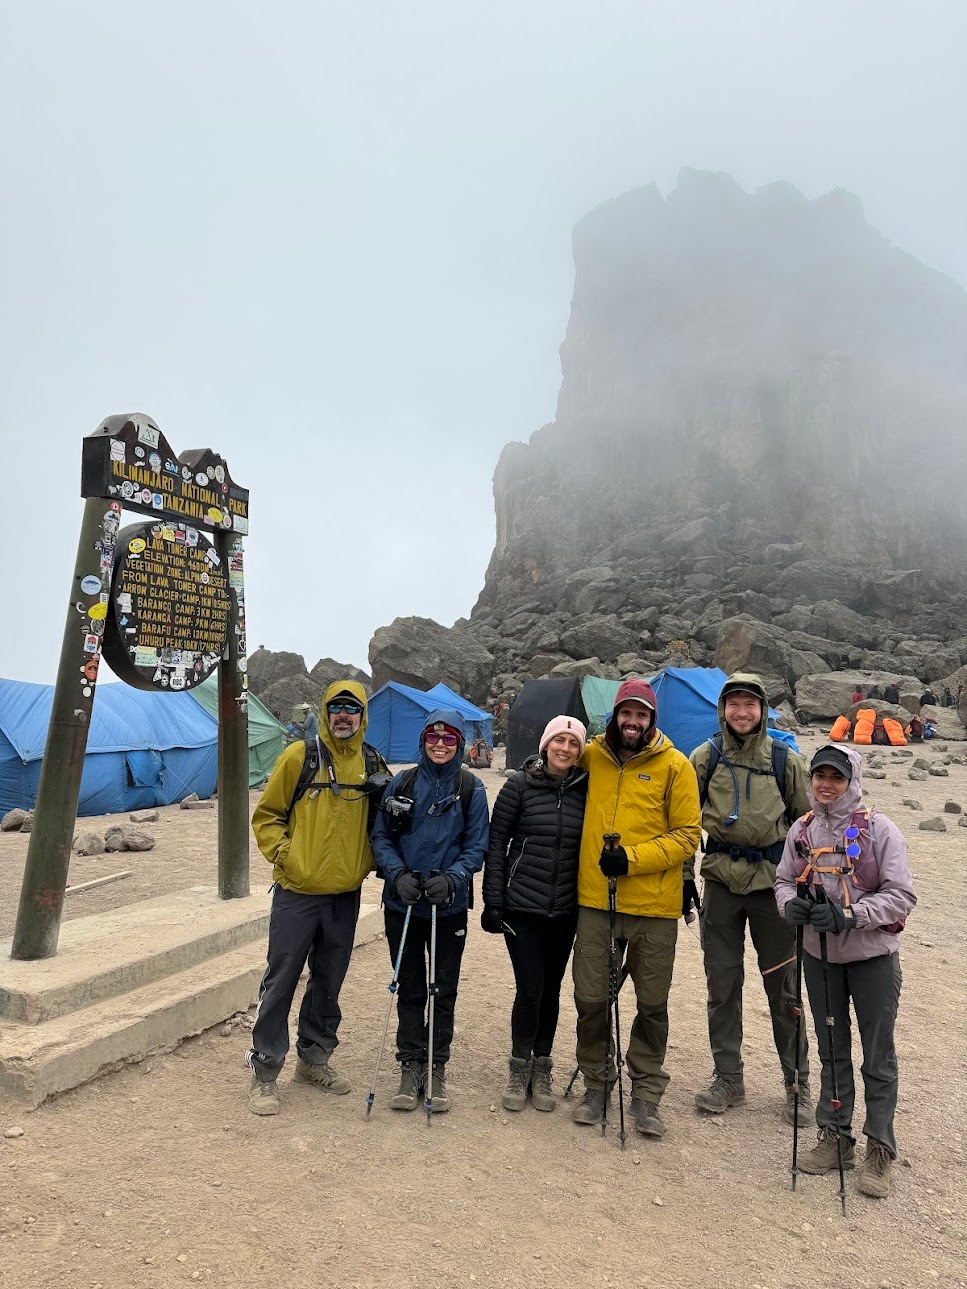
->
[652, 1196, 663, 1206]
[901, 799, 923, 811]
[907, 769, 929, 781]
[130, 810, 160, 823]
[501, 1118, 508, 1125]
[913, 757, 931, 770]
[866, 770, 887, 779]
[3, 1127, 25, 1139]
[176, 1255, 188, 1264]
[943, 801, 962, 814]
[802, 1221, 813, 1232]
[218, 1024, 232, 1037]
[19, 812, 34, 833]
[918, 817, 947, 832]
[928, 766, 949, 777]
[632, 1155, 641, 1166]
[958, 816, 967, 828]
[489, 1104, 496, 1112]
[73, 831, 105, 855]
[433, 1239, 442, 1248]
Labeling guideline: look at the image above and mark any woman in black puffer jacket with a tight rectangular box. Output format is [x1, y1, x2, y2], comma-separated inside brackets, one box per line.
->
[481, 715, 588, 1113]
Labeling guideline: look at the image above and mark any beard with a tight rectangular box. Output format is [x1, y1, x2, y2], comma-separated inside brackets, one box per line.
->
[619, 726, 648, 753]
[330, 719, 358, 739]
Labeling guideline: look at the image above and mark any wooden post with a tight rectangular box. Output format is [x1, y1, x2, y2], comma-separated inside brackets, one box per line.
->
[216, 532, 249, 899]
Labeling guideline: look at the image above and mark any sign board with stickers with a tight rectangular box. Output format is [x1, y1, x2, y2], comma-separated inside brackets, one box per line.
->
[13, 413, 252, 961]
[101, 523, 232, 691]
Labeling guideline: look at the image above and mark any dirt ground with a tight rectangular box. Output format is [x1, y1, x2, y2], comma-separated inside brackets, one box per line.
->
[1, 732, 965, 1289]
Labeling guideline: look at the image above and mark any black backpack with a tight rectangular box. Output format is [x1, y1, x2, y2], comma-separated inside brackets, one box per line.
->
[287, 737, 390, 835]
[699, 732, 793, 825]
[390, 765, 477, 829]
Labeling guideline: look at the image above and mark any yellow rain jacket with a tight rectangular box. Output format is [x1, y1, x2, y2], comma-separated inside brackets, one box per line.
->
[578, 728, 702, 918]
[252, 680, 377, 895]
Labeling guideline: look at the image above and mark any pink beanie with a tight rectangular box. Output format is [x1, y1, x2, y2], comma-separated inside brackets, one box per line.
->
[539, 715, 587, 756]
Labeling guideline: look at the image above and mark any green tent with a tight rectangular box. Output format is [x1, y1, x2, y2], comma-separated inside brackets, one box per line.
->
[189, 675, 287, 787]
[580, 676, 623, 736]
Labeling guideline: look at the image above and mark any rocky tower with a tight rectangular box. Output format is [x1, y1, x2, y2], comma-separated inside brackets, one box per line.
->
[469, 170, 967, 699]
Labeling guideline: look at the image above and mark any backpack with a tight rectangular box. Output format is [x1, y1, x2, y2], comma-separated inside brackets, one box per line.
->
[390, 764, 477, 829]
[699, 732, 793, 825]
[287, 736, 390, 835]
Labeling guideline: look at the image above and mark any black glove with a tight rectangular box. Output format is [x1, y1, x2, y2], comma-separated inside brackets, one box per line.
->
[783, 897, 813, 927]
[480, 906, 505, 934]
[599, 844, 629, 878]
[682, 879, 701, 920]
[809, 900, 852, 934]
[423, 872, 456, 906]
[394, 870, 423, 906]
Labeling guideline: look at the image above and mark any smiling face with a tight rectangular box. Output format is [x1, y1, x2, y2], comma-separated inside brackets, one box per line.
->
[811, 766, 850, 805]
[723, 691, 763, 737]
[544, 732, 582, 775]
[327, 699, 363, 739]
[615, 701, 652, 754]
[423, 725, 459, 765]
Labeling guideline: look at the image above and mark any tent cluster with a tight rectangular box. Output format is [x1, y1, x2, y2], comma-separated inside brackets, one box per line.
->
[365, 682, 492, 763]
[0, 675, 286, 818]
[507, 667, 797, 770]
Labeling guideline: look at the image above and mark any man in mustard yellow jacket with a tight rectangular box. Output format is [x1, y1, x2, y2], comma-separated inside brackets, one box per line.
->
[572, 679, 702, 1138]
[247, 679, 387, 1116]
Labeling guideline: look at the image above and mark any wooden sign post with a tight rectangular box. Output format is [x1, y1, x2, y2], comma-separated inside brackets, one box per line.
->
[11, 414, 250, 960]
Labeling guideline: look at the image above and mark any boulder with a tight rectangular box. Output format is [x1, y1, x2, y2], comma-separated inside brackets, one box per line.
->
[73, 831, 105, 855]
[929, 765, 950, 777]
[713, 616, 792, 683]
[259, 674, 326, 723]
[778, 561, 863, 606]
[247, 648, 308, 694]
[901, 799, 923, 810]
[559, 615, 637, 663]
[918, 817, 947, 832]
[550, 656, 617, 681]
[527, 653, 569, 678]
[369, 617, 494, 705]
[919, 705, 967, 742]
[846, 700, 910, 724]
[308, 657, 371, 691]
[907, 769, 929, 781]
[104, 826, 156, 852]
[1, 808, 29, 832]
[943, 801, 962, 814]
[794, 670, 921, 721]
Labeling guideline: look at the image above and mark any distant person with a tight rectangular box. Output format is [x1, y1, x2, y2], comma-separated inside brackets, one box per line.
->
[570, 680, 702, 1139]
[688, 674, 812, 1125]
[248, 682, 389, 1115]
[920, 687, 938, 708]
[883, 682, 900, 706]
[850, 687, 863, 706]
[372, 710, 489, 1114]
[776, 745, 916, 1198]
[867, 685, 883, 701]
[942, 685, 953, 708]
[482, 715, 588, 1113]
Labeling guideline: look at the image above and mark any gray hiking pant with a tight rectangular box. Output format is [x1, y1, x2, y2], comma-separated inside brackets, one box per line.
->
[803, 950, 901, 1157]
[699, 879, 808, 1084]
[248, 885, 361, 1082]
[573, 906, 677, 1104]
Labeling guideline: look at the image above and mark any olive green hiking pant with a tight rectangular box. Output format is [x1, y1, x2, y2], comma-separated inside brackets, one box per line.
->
[699, 879, 808, 1084]
[573, 906, 677, 1104]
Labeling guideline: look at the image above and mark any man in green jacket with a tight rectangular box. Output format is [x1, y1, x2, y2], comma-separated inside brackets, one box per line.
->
[246, 679, 386, 1116]
[687, 673, 812, 1124]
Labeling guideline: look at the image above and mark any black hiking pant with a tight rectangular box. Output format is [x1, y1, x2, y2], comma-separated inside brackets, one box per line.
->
[384, 908, 468, 1067]
[248, 886, 360, 1082]
[503, 911, 577, 1059]
[699, 879, 808, 1084]
[803, 950, 901, 1157]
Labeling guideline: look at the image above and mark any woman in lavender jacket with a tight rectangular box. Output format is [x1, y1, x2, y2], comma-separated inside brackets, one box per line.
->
[775, 744, 916, 1199]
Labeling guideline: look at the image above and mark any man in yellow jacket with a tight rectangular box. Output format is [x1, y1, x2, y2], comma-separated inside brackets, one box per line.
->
[247, 679, 388, 1116]
[572, 679, 702, 1138]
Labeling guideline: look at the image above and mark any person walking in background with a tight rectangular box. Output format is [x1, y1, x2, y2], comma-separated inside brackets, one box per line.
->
[482, 715, 589, 1113]
[248, 681, 388, 1115]
[688, 674, 812, 1124]
[776, 745, 916, 1198]
[571, 680, 702, 1139]
[372, 710, 489, 1114]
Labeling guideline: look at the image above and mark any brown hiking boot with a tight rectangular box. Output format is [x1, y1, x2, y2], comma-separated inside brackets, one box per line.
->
[502, 1057, 532, 1112]
[857, 1140, 893, 1198]
[631, 1098, 666, 1138]
[249, 1077, 281, 1116]
[784, 1078, 814, 1127]
[391, 1061, 424, 1111]
[294, 1057, 351, 1095]
[572, 1088, 609, 1125]
[529, 1057, 556, 1112]
[798, 1126, 856, 1174]
[694, 1073, 746, 1115]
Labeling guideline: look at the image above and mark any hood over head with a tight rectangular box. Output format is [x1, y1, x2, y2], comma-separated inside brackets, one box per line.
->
[718, 671, 768, 749]
[322, 679, 369, 754]
[418, 707, 467, 779]
[807, 744, 864, 825]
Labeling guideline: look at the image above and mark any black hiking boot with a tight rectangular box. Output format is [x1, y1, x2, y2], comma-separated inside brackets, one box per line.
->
[529, 1056, 556, 1112]
[694, 1072, 746, 1115]
[572, 1088, 609, 1126]
[502, 1057, 532, 1112]
[428, 1063, 450, 1114]
[391, 1061, 424, 1111]
[631, 1098, 666, 1138]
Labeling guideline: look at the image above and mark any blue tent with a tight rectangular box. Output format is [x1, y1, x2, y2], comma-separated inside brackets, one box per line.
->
[0, 677, 219, 817]
[366, 681, 492, 763]
[585, 667, 798, 758]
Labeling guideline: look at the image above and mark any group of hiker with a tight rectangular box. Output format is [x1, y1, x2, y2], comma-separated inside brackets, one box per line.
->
[247, 672, 916, 1201]
[850, 681, 960, 708]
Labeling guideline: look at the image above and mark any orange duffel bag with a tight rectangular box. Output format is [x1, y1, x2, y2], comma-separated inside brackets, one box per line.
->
[829, 716, 852, 742]
[853, 707, 876, 745]
[882, 717, 907, 746]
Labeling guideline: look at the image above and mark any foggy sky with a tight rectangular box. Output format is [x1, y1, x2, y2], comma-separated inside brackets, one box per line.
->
[1, 0, 964, 686]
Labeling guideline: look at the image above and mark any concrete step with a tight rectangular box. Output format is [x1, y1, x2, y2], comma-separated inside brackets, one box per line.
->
[0, 901, 383, 1106]
[0, 887, 271, 1024]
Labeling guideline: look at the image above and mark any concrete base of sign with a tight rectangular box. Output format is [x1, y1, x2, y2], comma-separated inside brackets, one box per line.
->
[0, 887, 383, 1106]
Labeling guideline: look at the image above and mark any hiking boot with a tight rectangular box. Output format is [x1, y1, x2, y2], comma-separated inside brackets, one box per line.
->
[428, 1063, 450, 1114]
[857, 1140, 893, 1198]
[631, 1098, 666, 1138]
[294, 1057, 351, 1095]
[572, 1088, 609, 1126]
[784, 1078, 814, 1127]
[391, 1061, 424, 1111]
[249, 1077, 281, 1116]
[529, 1056, 556, 1113]
[798, 1126, 856, 1174]
[502, 1057, 532, 1112]
[694, 1073, 746, 1115]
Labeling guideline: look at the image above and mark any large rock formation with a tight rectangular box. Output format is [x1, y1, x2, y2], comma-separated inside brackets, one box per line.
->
[369, 617, 494, 705]
[247, 647, 370, 721]
[462, 169, 967, 710]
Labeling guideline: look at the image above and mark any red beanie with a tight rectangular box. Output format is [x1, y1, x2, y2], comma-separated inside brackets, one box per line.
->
[613, 679, 657, 715]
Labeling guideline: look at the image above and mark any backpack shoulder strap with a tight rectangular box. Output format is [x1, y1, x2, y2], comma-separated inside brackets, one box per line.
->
[363, 742, 389, 776]
[287, 738, 321, 821]
[770, 738, 791, 821]
[698, 733, 724, 808]
[457, 768, 477, 826]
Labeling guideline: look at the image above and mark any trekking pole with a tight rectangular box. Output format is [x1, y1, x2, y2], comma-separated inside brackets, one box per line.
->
[424, 886, 439, 1124]
[598, 832, 622, 1140]
[607, 873, 627, 1149]
[814, 885, 847, 1217]
[563, 961, 632, 1098]
[365, 904, 413, 1119]
[789, 880, 807, 1189]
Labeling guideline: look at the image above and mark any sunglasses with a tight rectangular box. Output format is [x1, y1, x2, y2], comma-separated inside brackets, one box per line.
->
[843, 826, 861, 860]
[327, 702, 362, 715]
[424, 732, 459, 747]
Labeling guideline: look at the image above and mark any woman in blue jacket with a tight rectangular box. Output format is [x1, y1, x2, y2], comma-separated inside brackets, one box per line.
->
[372, 708, 489, 1113]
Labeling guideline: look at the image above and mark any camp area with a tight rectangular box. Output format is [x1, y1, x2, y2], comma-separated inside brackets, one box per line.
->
[365, 680, 493, 762]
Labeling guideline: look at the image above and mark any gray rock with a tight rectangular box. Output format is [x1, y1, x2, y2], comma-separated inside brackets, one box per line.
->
[130, 810, 160, 824]
[19, 812, 33, 833]
[943, 801, 962, 814]
[959, 816, 967, 828]
[104, 825, 156, 852]
[928, 766, 950, 777]
[181, 799, 215, 810]
[912, 757, 931, 771]
[549, 656, 616, 681]
[892, 749, 914, 758]
[918, 817, 947, 832]
[247, 648, 308, 694]
[308, 656, 371, 691]
[369, 616, 494, 704]
[919, 705, 967, 741]
[795, 671, 922, 721]
[527, 653, 569, 678]
[907, 769, 929, 781]
[73, 831, 105, 855]
[0, 808, 29, 832]
[559, 615, 637, 663]
[901, 799, 923, 810]
[866, 769, 887, 779]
